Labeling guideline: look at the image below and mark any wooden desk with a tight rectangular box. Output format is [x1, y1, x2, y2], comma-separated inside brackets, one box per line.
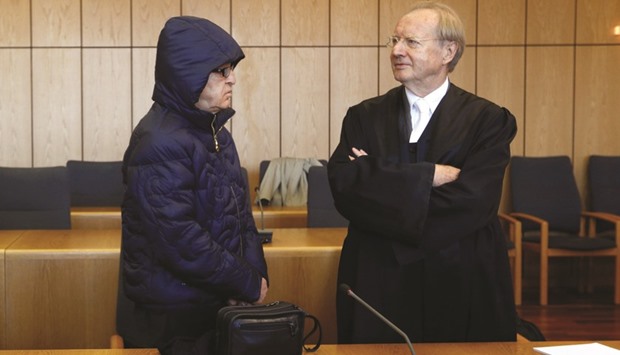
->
[2, 228, 346, 349]
[71, 206, 308, 229]
[315, 341, 620, 354]
[0, 231, 26, 349]
[0, 350, 157, 355]
[263, 228, 346, 344]
[5, 230, 121, 349]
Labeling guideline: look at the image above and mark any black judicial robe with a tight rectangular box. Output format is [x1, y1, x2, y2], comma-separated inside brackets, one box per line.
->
[328, 83, 517, 344]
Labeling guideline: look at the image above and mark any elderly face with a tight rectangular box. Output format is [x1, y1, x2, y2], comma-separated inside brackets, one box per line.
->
[195, 63, 236, 113]
[390, 9, 456, 96]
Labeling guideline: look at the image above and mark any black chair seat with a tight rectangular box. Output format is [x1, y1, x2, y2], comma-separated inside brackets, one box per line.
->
[523, 231, 616, 250]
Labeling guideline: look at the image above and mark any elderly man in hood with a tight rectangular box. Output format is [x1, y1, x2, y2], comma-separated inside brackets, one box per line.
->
[117, 16, 269, 354]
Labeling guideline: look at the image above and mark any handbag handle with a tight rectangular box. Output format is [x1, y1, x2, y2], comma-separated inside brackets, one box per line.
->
[303, 314, 322, 352]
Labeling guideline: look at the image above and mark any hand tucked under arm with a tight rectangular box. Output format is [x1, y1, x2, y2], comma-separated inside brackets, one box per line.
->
[433, 164, 460, 187]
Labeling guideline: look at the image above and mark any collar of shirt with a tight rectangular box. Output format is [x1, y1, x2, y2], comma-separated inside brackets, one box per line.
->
[405, 77, 450, 115]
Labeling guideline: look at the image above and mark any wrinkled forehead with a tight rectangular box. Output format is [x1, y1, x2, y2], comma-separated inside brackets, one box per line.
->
[394, 9, 439, 38]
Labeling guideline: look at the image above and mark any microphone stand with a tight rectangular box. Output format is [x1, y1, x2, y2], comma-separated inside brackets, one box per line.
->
[340, 284, 415, 355]
[255, 187, 272, 243]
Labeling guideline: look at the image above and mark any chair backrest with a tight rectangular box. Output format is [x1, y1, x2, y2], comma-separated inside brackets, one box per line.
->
[307, 165, 348, 228]
[66, 160, 124, 207]
[509, 156, 582, 233]
[588, 155, 620, 215]
[0, 166, 71, 229]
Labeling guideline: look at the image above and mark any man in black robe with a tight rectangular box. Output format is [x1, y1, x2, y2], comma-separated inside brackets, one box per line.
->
[328, 1, 517, 344]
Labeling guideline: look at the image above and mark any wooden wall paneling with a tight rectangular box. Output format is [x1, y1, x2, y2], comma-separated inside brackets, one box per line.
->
[477, 47, 525, 157]
[576, 0, 620, 44]
[131, 0, 180, 47]
[32, 48, 82, 166]
[378, 0, 416, 46]
[441, 0, 478, 45]
[82, 0, 131, 47]
[378, 48, 399, 95]
[477, 0, 526, 45]
[0, 49, 32, 167]
[281, 0, 329, 46]
[574, 46, 620, 194]
[0, 0, 30, 46]
[82, 48, 132, 161]
[449, 47, 476, 94]
[232, 0, 280, 46]
[329, 47, 379, 155]
[281, 48, 330, 159]
[525, 46, 574, 157]
[330, 0, 378, 46]
[232, 47, 281, 192]
[183, 0, 231, 31]
[527, 0, 575, 44]
[31, 0, 81, 47]
[131, 48, 157, 128]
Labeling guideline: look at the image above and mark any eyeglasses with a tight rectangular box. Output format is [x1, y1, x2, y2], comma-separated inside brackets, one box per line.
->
[386, 36, 439, 50]
[212, 65, 235, 78]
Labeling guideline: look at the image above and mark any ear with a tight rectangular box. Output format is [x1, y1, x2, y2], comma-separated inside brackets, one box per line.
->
[442, 41, 457, 65]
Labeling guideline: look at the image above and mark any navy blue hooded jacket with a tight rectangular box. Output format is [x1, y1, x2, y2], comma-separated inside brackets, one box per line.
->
[120, 16, 268, 310]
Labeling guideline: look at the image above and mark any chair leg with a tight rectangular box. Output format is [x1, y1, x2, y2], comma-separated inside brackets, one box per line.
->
[110, 334, 124, 349]
[514, 254, 522, 306]
[615, 255, 620, 305]
[540, 253, 548, 305]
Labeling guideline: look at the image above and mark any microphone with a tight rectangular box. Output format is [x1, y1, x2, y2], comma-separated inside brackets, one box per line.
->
[255, 187, 272, 243]
[339, 283, 415, 355]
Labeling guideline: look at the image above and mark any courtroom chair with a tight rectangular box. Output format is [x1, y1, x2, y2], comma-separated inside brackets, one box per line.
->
[588, 155, 620, 236]
[499, 213, 522, 305]
[110, 334, 124, 349]
[66, 160, 124, 207]
[0, 166, 71, 229]
[509, 156, 620, 305]
[256, 158, 326, 206]
[307, 165, 349, 228]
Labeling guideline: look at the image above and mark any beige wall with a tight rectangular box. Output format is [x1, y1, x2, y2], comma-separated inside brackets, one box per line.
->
[1, 0, 619, 207]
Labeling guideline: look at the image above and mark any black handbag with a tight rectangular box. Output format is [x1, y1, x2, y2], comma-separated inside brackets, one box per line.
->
[215, 301, 322, 355]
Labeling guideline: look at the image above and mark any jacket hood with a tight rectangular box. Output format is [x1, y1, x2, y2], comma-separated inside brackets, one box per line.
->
[152, 16, 245, 121]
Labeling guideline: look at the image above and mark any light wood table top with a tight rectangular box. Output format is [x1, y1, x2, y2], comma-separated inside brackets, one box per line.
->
[71, 205, 308, 229]
[314, 341, 620, 354]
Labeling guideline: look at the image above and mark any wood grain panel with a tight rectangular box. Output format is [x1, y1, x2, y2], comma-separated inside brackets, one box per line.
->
[379, 0, 416, 46]
[476, 47, 525, 156]
[577, 0, 620, 44]
[379, 47, 400, 95]
[31, 0, 80, 47]
[131, 0, 180, 46]
[330, 0, 378, 46]
[82, 49, 132, 161]
[0, 231, 24, 349]
[131, 48, 157, 128]
[82, 0, 131, 47]
[441, 0, 477, 45]
[329, 48, 378, 155]
[281, 48, 330, 159]
[182, 0, 230, 31]
[525, 46, 574, 157]
[527, 0, 575, 44]
[574, 46, 620, 194]
[32, 48, 82, 167]
[477, 0, 526, 45]
[0, 49, 32, 167]
[282, 0, 329, 46]
[0, 0, 30, 46]
[5, 230, 120, 349]
[232, 48, 281, 191]
[449, 47, 476, 94]
[231, 0, 279, 46]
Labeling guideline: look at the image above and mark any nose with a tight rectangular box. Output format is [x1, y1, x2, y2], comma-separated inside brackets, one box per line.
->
[226, 70, 237, 85]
